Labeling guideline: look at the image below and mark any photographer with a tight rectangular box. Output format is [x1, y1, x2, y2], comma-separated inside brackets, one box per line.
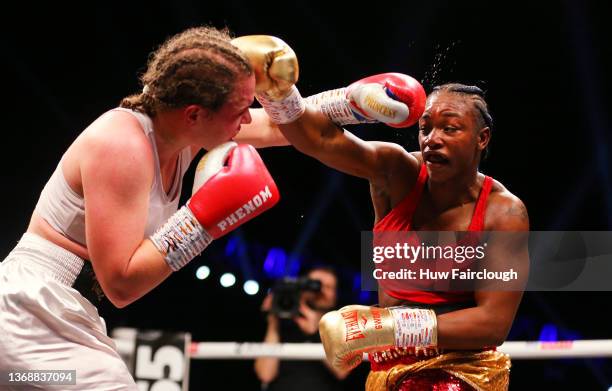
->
[255, 266, 348, 390]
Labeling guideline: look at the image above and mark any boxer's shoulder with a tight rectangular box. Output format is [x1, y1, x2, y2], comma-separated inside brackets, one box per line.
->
[81, 110, 153, 162]
[74, 111, 155, 191]
[484, 180, 529, 230]
[409, 151, 423, 165]
[370, 144, 419, 194]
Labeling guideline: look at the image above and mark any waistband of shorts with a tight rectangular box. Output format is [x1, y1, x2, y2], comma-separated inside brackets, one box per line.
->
[9, 232, 85, 286]
[369, 347, 441, 371]
[368, 346, 493, 371]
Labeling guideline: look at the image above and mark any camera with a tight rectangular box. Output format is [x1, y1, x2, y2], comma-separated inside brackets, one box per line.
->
[270, 277, 321, 319]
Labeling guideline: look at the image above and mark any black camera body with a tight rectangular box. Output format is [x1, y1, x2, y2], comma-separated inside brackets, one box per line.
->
[270, 277, 321, 319]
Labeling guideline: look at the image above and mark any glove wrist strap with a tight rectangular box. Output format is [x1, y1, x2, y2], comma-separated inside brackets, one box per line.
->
[257, 85, 306, 124]
[306, 87, 376, 126]
[388, 307, 438, 348]
[150, 206, 213, 271]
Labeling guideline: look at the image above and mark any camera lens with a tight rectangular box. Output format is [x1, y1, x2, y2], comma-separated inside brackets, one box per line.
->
[300, 277, 321, 292]
[277, 292, 296, 311]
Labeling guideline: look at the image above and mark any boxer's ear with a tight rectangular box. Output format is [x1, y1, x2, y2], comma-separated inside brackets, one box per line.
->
[477, 126, 491, 153]
[184, 105, 210, 124]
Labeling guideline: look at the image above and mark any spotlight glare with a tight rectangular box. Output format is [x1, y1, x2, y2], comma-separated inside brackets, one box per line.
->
[196, 266, 210, 280]
[220, 273, 236, 287]
[243, 280, 259, 295]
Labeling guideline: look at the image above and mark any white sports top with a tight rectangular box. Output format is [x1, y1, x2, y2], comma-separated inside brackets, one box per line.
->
[34, 108, 192, 247]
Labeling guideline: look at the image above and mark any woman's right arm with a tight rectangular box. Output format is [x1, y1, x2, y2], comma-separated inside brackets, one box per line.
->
[279, 106, 416, 185]
[231, 36, 420, 186]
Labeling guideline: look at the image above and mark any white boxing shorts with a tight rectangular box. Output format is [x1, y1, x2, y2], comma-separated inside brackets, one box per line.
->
[0, 233, 137, 390]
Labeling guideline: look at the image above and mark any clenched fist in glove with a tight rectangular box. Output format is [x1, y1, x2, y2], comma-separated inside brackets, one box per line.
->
[232, 35, 305, 124]
[307, 73, 426, 128]
[319, 304, 437, 371]
[150, 142, 280, 271]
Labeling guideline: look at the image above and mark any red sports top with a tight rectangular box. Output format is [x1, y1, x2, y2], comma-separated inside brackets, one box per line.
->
[373, 164, 493, 304]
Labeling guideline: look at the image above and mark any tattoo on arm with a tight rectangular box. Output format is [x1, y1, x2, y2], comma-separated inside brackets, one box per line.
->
[505, 204, 529, 221]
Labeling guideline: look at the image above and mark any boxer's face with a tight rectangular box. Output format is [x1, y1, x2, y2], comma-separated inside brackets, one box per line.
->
[197, 74, 255, 149]
[418, 92, 489, 182]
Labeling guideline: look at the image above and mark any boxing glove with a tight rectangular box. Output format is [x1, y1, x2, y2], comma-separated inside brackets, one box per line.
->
[307, 73, 426, 128]
[150, 142, 280, 271]
[319, 305, 437, 371]
[232, 35, 305, 124]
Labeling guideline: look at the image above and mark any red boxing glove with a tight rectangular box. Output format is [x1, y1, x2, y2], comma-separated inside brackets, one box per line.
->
[307, 73, 426, 128]
[188, 143, 280, 238]
[347, 73, 426, 128]
[150, 142, 280, 271]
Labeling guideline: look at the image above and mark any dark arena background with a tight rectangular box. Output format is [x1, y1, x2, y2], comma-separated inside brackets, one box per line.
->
[2, 1, 611, 389]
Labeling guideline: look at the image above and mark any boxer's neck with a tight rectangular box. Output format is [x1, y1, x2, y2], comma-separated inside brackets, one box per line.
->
[426, 169, 481, 212]
[151, 112, 190, 172]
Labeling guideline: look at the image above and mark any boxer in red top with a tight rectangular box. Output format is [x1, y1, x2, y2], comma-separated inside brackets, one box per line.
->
[271, 75, 529, 390]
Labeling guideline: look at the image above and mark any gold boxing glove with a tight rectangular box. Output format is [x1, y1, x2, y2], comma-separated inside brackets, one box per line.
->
[319, 305, 438, 371]
[231, 35, 298, 99]
[231, 35, 305, 124]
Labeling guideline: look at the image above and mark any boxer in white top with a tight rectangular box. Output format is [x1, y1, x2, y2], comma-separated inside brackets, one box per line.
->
[0, 27, 345, 390]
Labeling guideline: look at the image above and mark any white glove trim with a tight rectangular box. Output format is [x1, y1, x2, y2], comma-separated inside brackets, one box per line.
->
[257, 85, 306, 124]
[192, 141, 237, 194]
[389, 307, 438, 348]
[150, 206, 212, 271]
